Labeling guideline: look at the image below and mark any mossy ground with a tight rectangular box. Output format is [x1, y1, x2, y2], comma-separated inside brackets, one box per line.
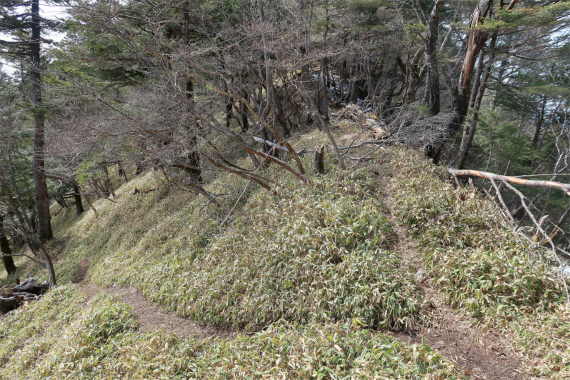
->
[1, 125, 568, 378]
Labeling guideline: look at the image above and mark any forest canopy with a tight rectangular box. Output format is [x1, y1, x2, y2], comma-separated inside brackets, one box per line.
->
[0, 0, 570, 282]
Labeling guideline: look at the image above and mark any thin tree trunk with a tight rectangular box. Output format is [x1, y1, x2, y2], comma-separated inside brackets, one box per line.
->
[73, 183, 84, 216]
[403, 47, 425, 105]
[456, 33, 497, 169]
[240, 88, 249, 132]
[182, 0, 201, 182]
[532, 95, 547, 145]
[118, 161, 128, 182]
[448, 168, 570, 194]
[425, 0, 445, 116]
[468, 48, 486, 109]
[490, 58, 508, 109]
[258, 0, 276, 149]
[430, 0, 494, 163]
[37, 244, 56, 286]
[0, 168, 55, 285]
[30, 0, 52, 242]
[0, 215, 17, 275]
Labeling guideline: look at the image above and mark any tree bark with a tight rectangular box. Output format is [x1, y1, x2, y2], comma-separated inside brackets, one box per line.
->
[314, 145, 325, 174]
[0, 167, 56, 285]
[430, 0, 494, 163]
[424, 0, 445, 116]
[468, 48, 486, 109]
[182, 0, 201, 183]
[30, 0, 53, 242]
[403, 47, 425, 105]
[456, 33, 497, 169]
[73, 183, 84, 216]
[0, 215, 17, 275]
[448, 168, 570, 195]
[240, 88, 249, 132]
[532, 95, 547, 145]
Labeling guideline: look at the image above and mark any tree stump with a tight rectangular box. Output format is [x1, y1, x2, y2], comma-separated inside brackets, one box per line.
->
[314, 145, 325, 174]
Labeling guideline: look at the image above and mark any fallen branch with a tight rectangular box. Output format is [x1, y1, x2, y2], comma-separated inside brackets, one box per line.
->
[0, 278, 49, 311]
[241, 146, 310, 184]
[252, 137, 309, 155]
[449, 168, 570, 195]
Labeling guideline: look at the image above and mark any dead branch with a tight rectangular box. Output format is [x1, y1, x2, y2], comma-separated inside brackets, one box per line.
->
[252, 137, 310, 155]
[449, 168, 570, 195]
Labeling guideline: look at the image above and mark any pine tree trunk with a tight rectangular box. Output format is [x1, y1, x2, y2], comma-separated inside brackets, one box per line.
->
[532, 95, 547, 145]
[424, 0, 445, 116]
[30, 0, 53, 242]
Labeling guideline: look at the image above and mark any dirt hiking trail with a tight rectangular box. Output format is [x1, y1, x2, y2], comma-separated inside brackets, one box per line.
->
[65, 168, 531, 378]
[379, 169, 529, 380]
[77, 260, 234, 340]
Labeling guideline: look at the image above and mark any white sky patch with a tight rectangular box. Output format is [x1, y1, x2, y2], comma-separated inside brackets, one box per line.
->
[1, 2, 71, 77]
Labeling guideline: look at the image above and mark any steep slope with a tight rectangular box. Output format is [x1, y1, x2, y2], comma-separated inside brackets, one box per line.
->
[381, 149, 570, 377]
[0, 126, 568, 378]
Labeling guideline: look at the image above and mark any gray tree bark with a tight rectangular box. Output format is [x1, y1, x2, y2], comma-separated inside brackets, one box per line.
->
[429, 0, 494, 163]
[31, 0, 53, 242]
[425, 0, 445, 116]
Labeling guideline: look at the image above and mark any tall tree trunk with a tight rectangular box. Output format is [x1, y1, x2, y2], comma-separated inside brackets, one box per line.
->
[0, 168, 55, 285]
[258, 0, 279, 149]
[182, 0, 201, 182]
[403, 47, 425, 105]
[468, 48, 486, 109]
[0, 215, 17, 275]
[532, 95, 547, 145]
[425, 0, 445, 116]
[73, 183, 84, 216]
[240, 88, 249, 132]
[456, 33, 497, 169]
[30, 0, 53, 242]
[430, 0, 494, 163]
[316, 59, 329, 122]
[297, 0, 310, 83]
[490, 58, 508, 109]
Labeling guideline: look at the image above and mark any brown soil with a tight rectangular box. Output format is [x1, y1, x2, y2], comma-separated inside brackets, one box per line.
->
[50, 237, 70, 262]
[393, 299, 528, 379]
[75, 256, 234, 339]
[381, 181, 529, 379]
[73, 258, 91, 283]
[81, 284, 235, 339]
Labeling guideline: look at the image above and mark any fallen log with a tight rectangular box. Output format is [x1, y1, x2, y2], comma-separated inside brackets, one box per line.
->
[0, 295, 22, 311]
[448, 168, 570, 196]
[0, 278, 49, 312]
[13, 278, 49, 295]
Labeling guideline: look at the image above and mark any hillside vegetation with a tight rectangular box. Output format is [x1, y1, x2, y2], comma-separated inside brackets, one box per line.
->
[1, 128, 569, 378]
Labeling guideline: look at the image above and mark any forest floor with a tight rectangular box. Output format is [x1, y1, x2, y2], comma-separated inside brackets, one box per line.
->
[382, 195, 529, 379]
[76, 258, 235, 339]
[38, 170, 530, 379]
[2, 126, 566, 378]
[79, 284, 235, 339]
